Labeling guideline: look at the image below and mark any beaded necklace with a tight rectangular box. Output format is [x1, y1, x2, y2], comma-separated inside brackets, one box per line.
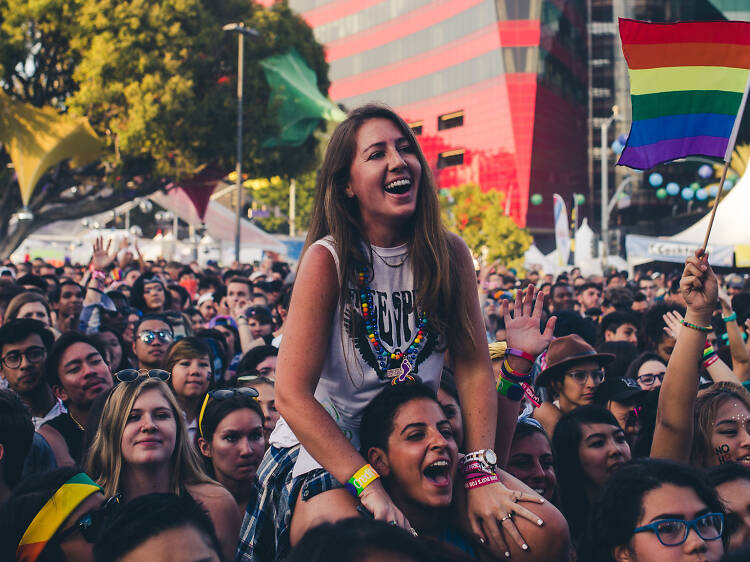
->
[357, 264, 429, 385]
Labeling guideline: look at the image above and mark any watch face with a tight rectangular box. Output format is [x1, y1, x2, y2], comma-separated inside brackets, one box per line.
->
[484, 449, 498, 466]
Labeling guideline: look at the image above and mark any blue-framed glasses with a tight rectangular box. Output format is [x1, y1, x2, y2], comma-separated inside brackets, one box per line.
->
[633, 513, 724, 546]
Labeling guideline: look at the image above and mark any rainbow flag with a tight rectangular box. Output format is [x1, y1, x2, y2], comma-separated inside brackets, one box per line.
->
[618, 18, 750, 170]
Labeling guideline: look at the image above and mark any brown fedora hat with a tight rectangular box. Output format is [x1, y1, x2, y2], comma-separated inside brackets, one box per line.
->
[535, 334, 615, 387]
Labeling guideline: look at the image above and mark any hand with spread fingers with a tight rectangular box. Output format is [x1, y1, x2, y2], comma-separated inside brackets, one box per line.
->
[502, 285, 556, 360]
[92, 236, 118, 270]
[464, 284, 552, 557]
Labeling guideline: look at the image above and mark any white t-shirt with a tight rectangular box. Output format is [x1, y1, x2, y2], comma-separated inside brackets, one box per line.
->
[271, 237, 445, 477]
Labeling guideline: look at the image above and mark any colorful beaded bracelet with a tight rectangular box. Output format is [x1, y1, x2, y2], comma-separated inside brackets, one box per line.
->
[681, 320, 712, 333]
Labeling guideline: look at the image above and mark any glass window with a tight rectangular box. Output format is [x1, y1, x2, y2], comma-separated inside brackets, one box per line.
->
[330, 1, 496, 81]
[438, 149, 465, 168]
[313, 0, 433, 44]
[438, 110, 464, 131]
[409, 120, 423, 135]
[339, 49, 504, 110]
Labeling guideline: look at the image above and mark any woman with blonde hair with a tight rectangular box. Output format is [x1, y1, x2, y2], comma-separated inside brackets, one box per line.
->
[4, 291, 53, 327]
[85, 373, 240, 560]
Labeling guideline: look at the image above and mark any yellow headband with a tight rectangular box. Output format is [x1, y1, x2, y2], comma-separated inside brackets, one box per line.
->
[17, 473, 102, 562]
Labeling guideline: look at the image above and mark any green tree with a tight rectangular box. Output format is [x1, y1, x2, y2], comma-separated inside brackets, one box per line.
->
[0, 0, 328, 257]
[440, 183, 532, 271]
[243, 170, 315, 235]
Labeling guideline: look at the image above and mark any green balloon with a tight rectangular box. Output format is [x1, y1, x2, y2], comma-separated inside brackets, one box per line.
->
[530, 194, 543, 206]
[656, 188, 667, 199]
[574, 193, 585, 205]
[690, 182, 700, 191]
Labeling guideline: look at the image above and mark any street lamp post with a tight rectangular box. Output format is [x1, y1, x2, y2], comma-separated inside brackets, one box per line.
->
[223, 22, 259, 263]
[600, 110, 623, 268]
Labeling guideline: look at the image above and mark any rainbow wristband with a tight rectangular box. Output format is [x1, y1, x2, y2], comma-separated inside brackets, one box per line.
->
[504, 348, 536, 363]
[497, 376, 524, 401]
[345, 464, 380, 498]
[681, 320, 712, 333]
[703, 345, 716, 358]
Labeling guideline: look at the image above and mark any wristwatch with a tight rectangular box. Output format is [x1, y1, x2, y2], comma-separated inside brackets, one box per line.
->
[462, 449, 498, 473]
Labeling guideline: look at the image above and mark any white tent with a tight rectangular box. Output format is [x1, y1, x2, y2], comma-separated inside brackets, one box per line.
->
[150, 187, 285, 253]
[671, 168, 750, 246]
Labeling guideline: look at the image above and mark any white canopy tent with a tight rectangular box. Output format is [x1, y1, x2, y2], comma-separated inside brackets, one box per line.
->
[11, 186, 286, 265]
[671, 169, 750, 246]
[625, 169, 748, 268]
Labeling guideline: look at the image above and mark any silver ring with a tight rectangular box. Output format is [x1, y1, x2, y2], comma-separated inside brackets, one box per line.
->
[500, 512, 513, 522]
[388, 520, 398, 526]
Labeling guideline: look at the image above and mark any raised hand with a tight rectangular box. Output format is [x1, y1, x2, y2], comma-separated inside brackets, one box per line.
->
[92, 236, 117, 270]
[502, 285, 556, 358]
[662, 310, 684, 340]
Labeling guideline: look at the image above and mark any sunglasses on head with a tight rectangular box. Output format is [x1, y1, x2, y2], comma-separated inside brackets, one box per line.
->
[198, 387, 259, 439]
[137, 330, 173, 344]
[53, 493, 121, 544]
[115, 369, 171, 383]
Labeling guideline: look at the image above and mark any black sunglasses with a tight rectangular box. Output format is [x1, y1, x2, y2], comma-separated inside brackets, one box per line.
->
[198, 387, 259, 439]
[53, 493, 121, 544]
[115, 369, 171, 383]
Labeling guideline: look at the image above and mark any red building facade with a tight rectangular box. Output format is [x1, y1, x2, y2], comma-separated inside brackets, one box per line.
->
[267, 0, 589, 230]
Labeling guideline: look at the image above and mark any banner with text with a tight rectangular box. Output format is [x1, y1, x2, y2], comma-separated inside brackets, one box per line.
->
[626, 235, 734, 267]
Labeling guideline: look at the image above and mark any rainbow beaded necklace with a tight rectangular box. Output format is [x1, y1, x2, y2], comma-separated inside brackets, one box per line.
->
[357, 263, 429, 385]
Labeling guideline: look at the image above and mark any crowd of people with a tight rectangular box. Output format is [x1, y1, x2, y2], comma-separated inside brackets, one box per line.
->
[0, 104, 749, 561]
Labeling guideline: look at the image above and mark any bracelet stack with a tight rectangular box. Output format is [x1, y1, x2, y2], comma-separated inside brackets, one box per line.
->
[345, 464, 380, 497]
[497, 353, 534, 403]
[703, 343, 719, 368]
[461, 460, 499, 490]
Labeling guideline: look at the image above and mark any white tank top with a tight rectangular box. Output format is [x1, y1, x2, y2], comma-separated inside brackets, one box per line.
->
[270, 236, 445, 477]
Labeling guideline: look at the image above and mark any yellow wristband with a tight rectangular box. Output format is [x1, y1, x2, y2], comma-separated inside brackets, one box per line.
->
[345, 464, 380, 497]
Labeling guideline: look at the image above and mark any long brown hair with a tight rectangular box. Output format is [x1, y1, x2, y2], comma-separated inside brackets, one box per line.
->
[692, 381, 750, 467]
[303, 104, 473, 354]
[85, 377, 213, 497]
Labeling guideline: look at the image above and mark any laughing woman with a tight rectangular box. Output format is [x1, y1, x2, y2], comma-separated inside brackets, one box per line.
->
[360, 383, 571, 561]
[237, 104, 557, 562]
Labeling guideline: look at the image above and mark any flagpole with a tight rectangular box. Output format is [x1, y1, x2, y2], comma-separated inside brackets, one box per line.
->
[701, 68, 750, 252]
[701, 161, 730, 252]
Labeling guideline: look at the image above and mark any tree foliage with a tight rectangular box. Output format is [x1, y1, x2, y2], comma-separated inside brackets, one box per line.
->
[440, 183, 532, 270]
[0, 0, 328, 257]
[247, 170, 316, 235]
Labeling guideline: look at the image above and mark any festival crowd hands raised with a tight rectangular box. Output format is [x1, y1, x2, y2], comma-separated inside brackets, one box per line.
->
[4, 105, 750, 562]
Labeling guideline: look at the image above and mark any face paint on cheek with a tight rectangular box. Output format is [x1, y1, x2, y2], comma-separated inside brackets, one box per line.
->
[715, 443, 731, 464]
